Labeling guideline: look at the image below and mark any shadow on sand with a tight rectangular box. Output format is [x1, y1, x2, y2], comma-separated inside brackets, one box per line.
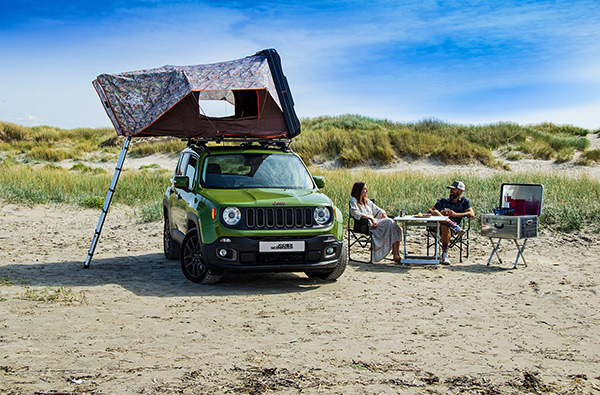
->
[349, 258, 514, 274]
[2, 253, 326, 297]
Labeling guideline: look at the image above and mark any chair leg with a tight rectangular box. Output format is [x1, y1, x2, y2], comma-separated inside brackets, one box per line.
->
[348, 231, 373, 264]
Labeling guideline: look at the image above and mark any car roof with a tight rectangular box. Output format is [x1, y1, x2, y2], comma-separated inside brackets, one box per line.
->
[186, 143, 294, 156]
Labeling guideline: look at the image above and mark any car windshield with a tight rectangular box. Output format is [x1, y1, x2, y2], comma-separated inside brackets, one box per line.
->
[201, 153, 314, 189]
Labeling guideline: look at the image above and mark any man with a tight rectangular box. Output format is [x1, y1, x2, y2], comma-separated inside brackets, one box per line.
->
[427, 181, 475, 265]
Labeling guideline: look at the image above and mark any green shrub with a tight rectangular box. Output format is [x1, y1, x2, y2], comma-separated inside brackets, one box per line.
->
[301, 114, 385, 131]
[1, 122, 28, 141]
[506, 151, 523, 161]
[555, 148, 575, 163]
[140, 163, 162, 170]
[575, 157, 591, 166]
[583, 149, 600, 162]
[129, 139, 186, 156]
[28, 146, 72, 161]
[531, 122, 589, 137]
[135, 200, 163, 223]
[82, 196, 105, 209]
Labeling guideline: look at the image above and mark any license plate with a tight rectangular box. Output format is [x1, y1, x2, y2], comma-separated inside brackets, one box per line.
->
[259, 241, 305, 253]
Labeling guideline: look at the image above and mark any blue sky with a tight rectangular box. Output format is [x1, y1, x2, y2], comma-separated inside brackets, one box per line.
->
[1, 0, 600, 130]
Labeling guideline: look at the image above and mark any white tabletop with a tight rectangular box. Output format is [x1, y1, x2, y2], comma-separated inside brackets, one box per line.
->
[394, 215, 448, 222]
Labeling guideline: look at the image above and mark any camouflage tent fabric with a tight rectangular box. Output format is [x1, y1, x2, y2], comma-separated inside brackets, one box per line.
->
[93, 49, 300, 139]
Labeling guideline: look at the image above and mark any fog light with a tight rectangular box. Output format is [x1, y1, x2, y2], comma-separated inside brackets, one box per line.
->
[326, 246, 335, 255]
[218, 249, 228, 257]
[220, 238, 231, 243]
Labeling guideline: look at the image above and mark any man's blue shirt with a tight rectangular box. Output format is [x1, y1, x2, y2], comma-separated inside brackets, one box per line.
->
[434, 196, 471, 223]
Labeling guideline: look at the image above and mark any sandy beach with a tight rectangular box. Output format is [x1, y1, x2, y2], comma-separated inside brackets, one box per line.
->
[1, 197, 599, 394]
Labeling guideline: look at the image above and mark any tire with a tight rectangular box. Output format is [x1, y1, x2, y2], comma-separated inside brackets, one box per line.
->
[180, 228, 222, 284]
[306, 243, 348, 281]
[163, 214, 180, 260]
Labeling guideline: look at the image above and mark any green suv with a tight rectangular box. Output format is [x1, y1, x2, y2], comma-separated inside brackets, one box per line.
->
[163, 140, 347, 284]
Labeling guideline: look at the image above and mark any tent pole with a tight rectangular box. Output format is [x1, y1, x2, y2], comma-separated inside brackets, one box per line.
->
[84, 136, 132, 268]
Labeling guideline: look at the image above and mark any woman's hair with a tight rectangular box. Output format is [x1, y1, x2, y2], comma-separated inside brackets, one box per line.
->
[351, 182, 367, 205]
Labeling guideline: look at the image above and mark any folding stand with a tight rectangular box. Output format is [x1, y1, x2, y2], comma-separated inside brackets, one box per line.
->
[486, 237, 528, 269]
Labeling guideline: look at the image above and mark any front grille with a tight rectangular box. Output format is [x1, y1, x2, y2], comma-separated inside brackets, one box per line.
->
[222, 206, 331, 230]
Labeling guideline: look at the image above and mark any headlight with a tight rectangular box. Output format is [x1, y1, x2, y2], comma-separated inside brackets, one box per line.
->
[314, 206, 330, 225]
[222, 207, 241, 226]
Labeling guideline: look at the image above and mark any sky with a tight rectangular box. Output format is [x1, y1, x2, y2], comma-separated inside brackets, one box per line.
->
[1, 0, 600, 130]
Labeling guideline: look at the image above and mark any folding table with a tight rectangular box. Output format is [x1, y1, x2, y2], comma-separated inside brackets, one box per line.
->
[395, 215, 448, 268]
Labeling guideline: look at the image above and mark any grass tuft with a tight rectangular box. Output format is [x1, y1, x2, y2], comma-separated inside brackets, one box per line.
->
[583, 149, 600, 162]
[0, 277, 13, 286]
[22, 286, 87, 304]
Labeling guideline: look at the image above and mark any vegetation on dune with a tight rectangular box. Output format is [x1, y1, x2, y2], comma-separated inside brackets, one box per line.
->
[1, 160, 599, 232]
[1, 116, 597, 167]
[292, 115, 594, 167]
[0, 121, 118, 162]
[1, 116, 599, 231]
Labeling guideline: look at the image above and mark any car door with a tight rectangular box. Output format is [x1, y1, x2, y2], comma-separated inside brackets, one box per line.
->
[172, 153, 199, 234]
[170, 153, 190, 232]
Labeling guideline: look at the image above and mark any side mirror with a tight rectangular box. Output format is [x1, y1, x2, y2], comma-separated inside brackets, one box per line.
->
[174, 175, 190, 189]
[313, 176, 325, 189]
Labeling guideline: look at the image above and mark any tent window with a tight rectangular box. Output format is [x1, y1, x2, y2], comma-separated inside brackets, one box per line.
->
[198, 100, 235, 118]
[234, 90, 259, 118]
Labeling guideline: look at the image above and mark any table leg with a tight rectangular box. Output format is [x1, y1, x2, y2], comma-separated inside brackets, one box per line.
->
[513, 239, 528, 268]
[402, 222, 408, 267]
[487, 238, 503, 265]
[435, 221, 440, 269]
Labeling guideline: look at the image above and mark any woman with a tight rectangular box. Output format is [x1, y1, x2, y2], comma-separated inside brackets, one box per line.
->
[349, 181, 402, 263]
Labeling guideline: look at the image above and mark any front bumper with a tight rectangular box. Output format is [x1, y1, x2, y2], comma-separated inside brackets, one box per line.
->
[203, 234, 342, 272]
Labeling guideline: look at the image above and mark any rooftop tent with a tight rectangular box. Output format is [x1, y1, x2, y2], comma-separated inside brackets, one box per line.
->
[92, 48, 301, 139]
[85, 49, 300, 269]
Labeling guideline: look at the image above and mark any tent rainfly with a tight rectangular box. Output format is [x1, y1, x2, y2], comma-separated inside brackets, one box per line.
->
[92, 48, 300, 139]
[85, 49, 300, 268]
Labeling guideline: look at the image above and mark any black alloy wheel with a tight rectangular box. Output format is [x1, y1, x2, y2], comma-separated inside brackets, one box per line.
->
[180, 228, 221, 284]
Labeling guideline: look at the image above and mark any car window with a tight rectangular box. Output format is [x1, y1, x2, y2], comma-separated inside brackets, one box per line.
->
[185, 156, 198, 189]
[175, 153, 190, 176]
[201, 153, 314, 189]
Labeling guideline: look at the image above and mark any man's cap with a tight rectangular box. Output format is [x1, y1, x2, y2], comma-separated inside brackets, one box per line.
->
[446, 181, 465, 191]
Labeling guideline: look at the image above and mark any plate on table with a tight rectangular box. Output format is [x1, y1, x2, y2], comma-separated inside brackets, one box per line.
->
[414, 213, 432, 218]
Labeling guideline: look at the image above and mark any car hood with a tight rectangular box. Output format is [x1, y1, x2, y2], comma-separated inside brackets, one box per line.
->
[202, 188, 332, 207]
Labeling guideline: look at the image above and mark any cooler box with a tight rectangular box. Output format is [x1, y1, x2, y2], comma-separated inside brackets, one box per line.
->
[481, 214, 538, 239]
[481, 183, 544, 239]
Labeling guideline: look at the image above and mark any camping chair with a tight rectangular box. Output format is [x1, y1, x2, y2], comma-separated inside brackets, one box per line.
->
[347, 202, 374, 264]
[426, 217, 471, 263]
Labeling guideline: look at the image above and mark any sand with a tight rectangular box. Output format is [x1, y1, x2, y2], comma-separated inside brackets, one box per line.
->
[1, 198, 599, 394]
[2, 139, 600, 393]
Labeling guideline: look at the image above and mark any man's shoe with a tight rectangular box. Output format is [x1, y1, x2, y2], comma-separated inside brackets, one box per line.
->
[456, 229, 466, 239]
[441, 252, 450, 265]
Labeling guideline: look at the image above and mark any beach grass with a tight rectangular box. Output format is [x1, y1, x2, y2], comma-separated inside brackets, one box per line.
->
[3, 116, 595, 167]
[22, 286, 87, 304]
[311, 169, 600, 233]
[1, 161, 598, 232]
[2, 116, 599, 230]
[292, 115, 592, 166]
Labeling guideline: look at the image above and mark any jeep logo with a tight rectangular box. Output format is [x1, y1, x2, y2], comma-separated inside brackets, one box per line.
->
[273, 202, 286, 206]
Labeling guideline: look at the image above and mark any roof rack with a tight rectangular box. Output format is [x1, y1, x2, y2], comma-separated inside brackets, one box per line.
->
[185, 137, 292, 152]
